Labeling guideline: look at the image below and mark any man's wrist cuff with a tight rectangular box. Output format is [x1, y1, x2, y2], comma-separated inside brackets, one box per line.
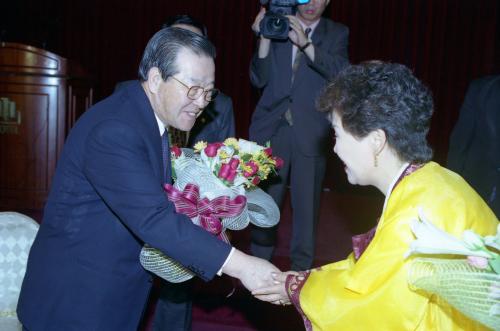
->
[299, 41, 312, 51]
[217, 247, 235, 276]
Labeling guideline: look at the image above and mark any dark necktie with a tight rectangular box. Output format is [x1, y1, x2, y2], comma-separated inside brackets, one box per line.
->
[285, 27, 311, 126]
[161, 130, 172, 184]
[291, 27, 311, 83]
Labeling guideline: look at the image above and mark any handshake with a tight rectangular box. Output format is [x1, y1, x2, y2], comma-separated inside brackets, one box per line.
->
[221, 248, 302, 306]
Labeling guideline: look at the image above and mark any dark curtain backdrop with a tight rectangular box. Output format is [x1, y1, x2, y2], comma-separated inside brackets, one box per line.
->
[2, 0, 499, 163]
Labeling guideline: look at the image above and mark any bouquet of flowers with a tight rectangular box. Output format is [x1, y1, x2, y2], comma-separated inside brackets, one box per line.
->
[140, 138, 283, 283]
[405, 208, 500, 330]
[189, 138, 283, 189]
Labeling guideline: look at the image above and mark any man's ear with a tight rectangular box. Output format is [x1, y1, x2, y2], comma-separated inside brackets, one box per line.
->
[145, 67, 162, 94]
[370, 129, 387, 155]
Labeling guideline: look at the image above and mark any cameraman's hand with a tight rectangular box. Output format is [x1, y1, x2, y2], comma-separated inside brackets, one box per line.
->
[253, 6, 271, 58]
[252, 7, 267, 35]
[287, 15, 309, 48]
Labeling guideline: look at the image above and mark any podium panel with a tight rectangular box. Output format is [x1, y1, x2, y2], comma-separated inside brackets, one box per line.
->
[0, 43, 92, 210]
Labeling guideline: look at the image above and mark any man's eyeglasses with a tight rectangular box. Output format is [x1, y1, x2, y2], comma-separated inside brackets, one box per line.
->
[170, 76, 219, 102]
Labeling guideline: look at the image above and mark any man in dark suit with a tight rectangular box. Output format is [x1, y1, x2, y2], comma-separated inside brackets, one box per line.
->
[17, 27, 277, 331]
[447, 75, 500, 218]
[249, 0, 349, 271]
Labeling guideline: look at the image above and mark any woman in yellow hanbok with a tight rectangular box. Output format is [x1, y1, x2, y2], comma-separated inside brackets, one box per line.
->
[253, 62, 499, 330]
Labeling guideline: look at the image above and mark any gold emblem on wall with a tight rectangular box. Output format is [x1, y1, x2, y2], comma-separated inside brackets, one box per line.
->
[0, 97, 21, 134]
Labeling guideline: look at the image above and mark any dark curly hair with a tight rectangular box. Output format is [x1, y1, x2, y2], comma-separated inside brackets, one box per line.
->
[317, 61, 434, 163]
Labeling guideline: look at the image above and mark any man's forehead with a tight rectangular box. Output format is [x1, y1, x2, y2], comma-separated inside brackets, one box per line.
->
[175, 48, 214, 84]
[176, 47, 212, 62]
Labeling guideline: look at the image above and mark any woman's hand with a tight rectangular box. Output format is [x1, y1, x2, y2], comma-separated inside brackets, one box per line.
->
[252, 270, 299, 305]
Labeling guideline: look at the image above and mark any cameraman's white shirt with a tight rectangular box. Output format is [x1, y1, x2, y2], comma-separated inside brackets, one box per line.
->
[291, 18, 320, 65]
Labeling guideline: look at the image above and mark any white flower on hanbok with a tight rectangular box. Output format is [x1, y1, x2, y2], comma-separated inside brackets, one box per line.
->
[404, 208, 497, 259]
[485, 223, 500, 251]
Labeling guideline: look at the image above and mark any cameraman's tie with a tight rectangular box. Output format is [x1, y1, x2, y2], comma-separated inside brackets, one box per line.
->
[291, 27, 311, 83]
[285, 27, 311, 126]
[161, 130, 172, 184]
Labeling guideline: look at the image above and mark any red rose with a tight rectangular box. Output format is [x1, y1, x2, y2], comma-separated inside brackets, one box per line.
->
[244, 161, 258, 177]
[205, 143, 221, 157]
[273, 156, 284, 169]
[226, 169, 237, 182]
[251, 176, 261, 185]
[170, 146, 182, 158]
[264, 147, 273, 156]
[218, 163, 230, 179]
[229, 158, 240, 170]
[243, 164, 255, 177]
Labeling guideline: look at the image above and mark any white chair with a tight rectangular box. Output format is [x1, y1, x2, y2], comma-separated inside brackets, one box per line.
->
[0, 212, 39, 331]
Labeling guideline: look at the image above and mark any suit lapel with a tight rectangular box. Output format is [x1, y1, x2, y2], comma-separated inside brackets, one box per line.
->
[311, 18, 326, 48]
[126, 82, 164, 182]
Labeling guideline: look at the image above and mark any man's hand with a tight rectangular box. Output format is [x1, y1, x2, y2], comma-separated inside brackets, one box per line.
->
[252, 7, 267, 35]
[252, 270, 299, 305]
[221, 249, 280, 291]
[286, 15, 309, 48]
[252, 7, 271, 58]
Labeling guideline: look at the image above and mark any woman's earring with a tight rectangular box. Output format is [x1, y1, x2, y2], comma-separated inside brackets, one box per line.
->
[373, 153, 378, 167]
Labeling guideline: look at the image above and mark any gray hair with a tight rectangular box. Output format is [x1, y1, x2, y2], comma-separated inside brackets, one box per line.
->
[138, 27, 216, 81]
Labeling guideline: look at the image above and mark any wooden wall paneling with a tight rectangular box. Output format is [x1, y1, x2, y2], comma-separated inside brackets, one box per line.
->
[0, 76, 64, 209]
[0, 43, 92, 210]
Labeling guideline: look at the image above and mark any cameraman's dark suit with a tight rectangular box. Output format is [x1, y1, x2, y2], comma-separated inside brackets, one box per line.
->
[249, 18, 349, 270]
[447, 75, 500, 218]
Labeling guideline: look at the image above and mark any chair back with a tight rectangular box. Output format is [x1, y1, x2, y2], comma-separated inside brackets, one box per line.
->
[0, 212, 39, 331]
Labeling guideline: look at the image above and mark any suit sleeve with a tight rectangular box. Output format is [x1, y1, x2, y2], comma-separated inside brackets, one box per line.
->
[447, 80, 480, 172]
[82, 120, 231, 281]
[249, 44, 272, 89]
[306, 24, 350, 80]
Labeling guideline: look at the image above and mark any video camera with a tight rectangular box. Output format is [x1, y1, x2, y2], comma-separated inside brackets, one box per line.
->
[259, 0, 310, 40]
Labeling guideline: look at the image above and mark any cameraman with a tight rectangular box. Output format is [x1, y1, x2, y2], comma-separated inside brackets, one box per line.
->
[249, 0, 349, 271]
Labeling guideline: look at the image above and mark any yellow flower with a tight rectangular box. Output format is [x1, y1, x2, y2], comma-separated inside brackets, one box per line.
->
[194, 141, 207, 152]
[224, 138, 238, 148]
[241, 164, 252, 173]
[257, 151, 267, 159]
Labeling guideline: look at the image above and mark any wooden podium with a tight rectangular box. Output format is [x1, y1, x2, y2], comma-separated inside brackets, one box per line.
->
[0, 43, 93, 210]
